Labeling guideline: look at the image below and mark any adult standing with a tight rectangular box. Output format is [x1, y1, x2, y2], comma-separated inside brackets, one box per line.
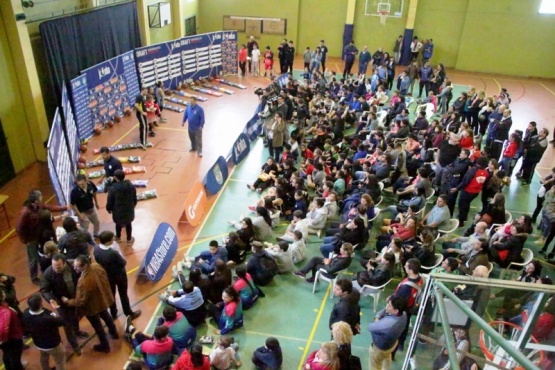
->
[22, 294, 66, 370]
[181, 97, 205, 157]
[40, 253, 85, 356]
[410, 36, 423, 62]
[246, 36, 258, 74]
[154, 81, 167, 123]
[358, 46, 372, 76]
[368, 295, 408, 370]
[422, 39, 434, 62]
[16, 190, 68, 284]
[106, 170, 137, 246]
[135, 87, 148, 149]
[285, 40, 295, 73]
[58, 216, 94, 261]
[0, 289, 26, 370]
[98, 146, 123, 192]
[94, 230, 141, 320]
[418, 61, 434, 98]
[343, 40, 359, 78]
[518, 127, 549, 185]
[329, 279, 361, 335]
[263, 46, 274, 78]
[455, 156, 490, 228]
[70, 174, 100, 238]
[277, 38, 289, 74]
[319, 40, 329, 74]
[393, 35, 403, 64]
[268, 112, 286, 162]
[62, 255, 119, 353]
[238, 44, 247, 77]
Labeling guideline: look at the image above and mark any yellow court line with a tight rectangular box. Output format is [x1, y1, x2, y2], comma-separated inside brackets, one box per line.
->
[93, 123, 139, 161]
[156, 127, 187, 132]
[540, 82, 555, 97]
[297, 284, 331, 370]
[228, 178, 250, 183]
[492, 78, 502, 91]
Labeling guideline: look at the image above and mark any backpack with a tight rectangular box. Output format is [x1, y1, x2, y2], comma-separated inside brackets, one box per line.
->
[398, 277, 425, 315]
[260, 254, 279, 277]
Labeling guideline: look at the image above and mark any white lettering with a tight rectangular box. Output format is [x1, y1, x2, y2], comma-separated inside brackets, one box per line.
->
[187, 189, 205, 220]
[98, 66, 110, 79]
[136, 50, 148, 57]
[146, 227, 176, 276]
[234, 137, 247, 158]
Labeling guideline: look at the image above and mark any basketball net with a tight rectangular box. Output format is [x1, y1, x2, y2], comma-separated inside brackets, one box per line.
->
[379, 11, 389, 25]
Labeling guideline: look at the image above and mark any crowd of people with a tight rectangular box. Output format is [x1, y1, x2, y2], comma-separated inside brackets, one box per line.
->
[3, 35, 555, 370]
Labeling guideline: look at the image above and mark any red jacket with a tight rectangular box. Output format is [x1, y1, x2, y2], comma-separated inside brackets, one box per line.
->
[16, 203, 66, 244]
[502, 141, 518, 158]
[173, 349, 210, 370]
[238, 48, 247, 63]
[0, 304, 24, 343]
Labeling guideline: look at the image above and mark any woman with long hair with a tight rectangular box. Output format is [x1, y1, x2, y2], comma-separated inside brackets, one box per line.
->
[207, 260, 232, 305]
[37, 209, 57, 272]
[173, 343, 210, 370]
[209, 287, 243, 335]
[303, 341, 340, 370]
[433, 328, 478, 370]
[253, 206, 273, 241]
[233, 265, 260, 310]
[491, 224, 527, 268]
[331, 322, 355, 370]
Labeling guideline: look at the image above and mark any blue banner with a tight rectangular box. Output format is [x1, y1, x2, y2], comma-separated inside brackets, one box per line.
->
[61, 84, 80, 172]
[47, 109, 72, 205]
[134, 31, 237, 90]
[231, 133, 250, 165]
[245, 115, 263, 141]
[203, 156, 228, 195]
[141, 222, 178, 281]
[70, 75, 93, 140]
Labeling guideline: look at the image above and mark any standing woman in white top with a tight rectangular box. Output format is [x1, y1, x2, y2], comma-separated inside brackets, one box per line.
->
[251, 44, 261, 76]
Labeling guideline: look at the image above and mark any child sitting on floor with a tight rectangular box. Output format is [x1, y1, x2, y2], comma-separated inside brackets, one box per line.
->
[209, 336, 241, 370]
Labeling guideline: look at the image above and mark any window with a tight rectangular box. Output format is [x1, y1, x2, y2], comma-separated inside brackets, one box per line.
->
[539, 0, 555, 14]
[185, 16, 196, 36]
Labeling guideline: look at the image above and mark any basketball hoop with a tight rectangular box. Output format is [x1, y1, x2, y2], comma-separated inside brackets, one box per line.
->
[379, 10, 389, 25]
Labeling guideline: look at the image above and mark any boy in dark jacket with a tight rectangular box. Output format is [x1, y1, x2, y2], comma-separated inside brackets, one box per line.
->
[252, 337, 283, 370]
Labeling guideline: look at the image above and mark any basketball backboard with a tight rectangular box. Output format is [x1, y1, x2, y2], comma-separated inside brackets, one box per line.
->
[364, 0, 405, 17]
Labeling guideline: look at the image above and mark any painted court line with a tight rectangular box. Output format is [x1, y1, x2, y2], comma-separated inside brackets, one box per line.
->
[297, 284, 331, 370]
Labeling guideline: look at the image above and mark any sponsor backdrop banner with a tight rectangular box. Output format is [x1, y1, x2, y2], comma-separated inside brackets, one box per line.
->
[47, 109, 72, 205]
[61, 84, 80, 171]
[230, 133, 250, 165]
[140, 222, 178, 281]
[81, 51, 140, 129]
[203, 156, 229, 195]
[134, 31, 237, 90]
[70, 75, 93, 140]
[181, 181, 208, 227]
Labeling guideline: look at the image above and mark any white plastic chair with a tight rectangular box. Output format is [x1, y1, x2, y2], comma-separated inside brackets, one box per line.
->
[500, 248, 533, 280]
[425, 188, 436, 202]
[438, 219, 459, 238]
[378, 182, 385, 192]
[368, 207, 381, 224]
[377, 110, 388, 127]
[359, 279, 393, 311]
[378, 94, 389, 106]
[486, 211, 513, 235]
[488, 262, 494, 274]
[312, 267, 348, 299]
[421, 253, 443, 273]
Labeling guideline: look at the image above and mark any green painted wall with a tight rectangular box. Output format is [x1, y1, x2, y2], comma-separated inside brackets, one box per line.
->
[198, 0, 300, 55]
[413, 0, 468, 68]
[181, 0, 199, 35]
[456, 0, 555, 77]
[0, 16, 37, 172]
[297, 0, 347, 58]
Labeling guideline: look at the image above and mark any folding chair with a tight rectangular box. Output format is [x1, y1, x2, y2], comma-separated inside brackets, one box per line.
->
[359, 279, 393, 311]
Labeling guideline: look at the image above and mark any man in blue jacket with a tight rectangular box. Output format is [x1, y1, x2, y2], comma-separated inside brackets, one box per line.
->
[181, 97, 205, 157]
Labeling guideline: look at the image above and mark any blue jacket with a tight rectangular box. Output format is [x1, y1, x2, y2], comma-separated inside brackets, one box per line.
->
[182, 103, 205, 131]
[252, 346, 283, 370]
[368, 309, 407, 350]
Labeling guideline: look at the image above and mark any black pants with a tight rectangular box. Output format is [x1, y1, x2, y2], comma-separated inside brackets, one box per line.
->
[489, 141, 503, 161]
[58, 306, 80, 350]
[343, 60, 354, 77]
[520, 158, 538, 184]
[447, 190, 459, 217]
[321, 60, 326, 73]
[532, 195, 545, 223]
[300, 256, 326, 277]
[138, 115, 148, 146]
[109, 273, 132, 317]
[286, 59, 294, 73]
[418, 80, 430, 98]
[457, 190, 479, 223]
[0, 339, 24, 370]
[542, 220, 555, 255]
[239, 61, 246, 76]
[115, 223, 132, 241]
[279, 59, 286, 74]
[268, 145, 283, 163]
[87, 310, 117, 349]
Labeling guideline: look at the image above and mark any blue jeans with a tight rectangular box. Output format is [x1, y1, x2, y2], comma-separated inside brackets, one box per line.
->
[320, 236, 338, 257]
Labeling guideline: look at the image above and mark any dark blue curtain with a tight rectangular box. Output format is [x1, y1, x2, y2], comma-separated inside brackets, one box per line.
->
[400, 29, 414, 65]
[40, 2, 141, 104]
[342, 24, 354, 60]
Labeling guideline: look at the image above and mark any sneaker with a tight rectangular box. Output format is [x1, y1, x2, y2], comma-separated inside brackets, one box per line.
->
[198, 152, 203, 157]
[127, 237, 135, 246]
[171, 265, 178, 278]
[141, 145, 147, 151]
[158, 293, 169, 302]
[189, 148, 195, 152]
[153, 122, 160, 127]
[125, 314, 134, 334]
[184, 261, 192, 269]
[149, 131, 156, 137]
[109, 330, 120, 340]
[547, 253, 554, 260]
[306, 277, 315, 283]
[293, 271, 306, 279]
[93, 344, 110, 353]
[247, 184, 253, 190]
[177, 261, 184, 272]
[248, 206, 256, 212]
[111, 311, 118, 320]
[256, 188, 262, 193]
